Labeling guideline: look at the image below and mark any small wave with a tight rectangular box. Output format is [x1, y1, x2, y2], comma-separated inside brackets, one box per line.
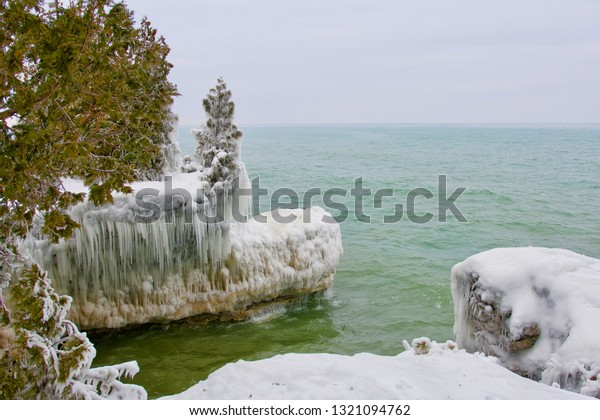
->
[322, 288, 344, 308]
[246, 303, 288, 323]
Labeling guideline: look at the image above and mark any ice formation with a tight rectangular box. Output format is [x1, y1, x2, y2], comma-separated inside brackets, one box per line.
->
[451, 247, 600, 398]
[164, 339, 589, 400]
[18, 125, 342, 330]
[75, 361, 147, 400]
[19, 173, 341, 329]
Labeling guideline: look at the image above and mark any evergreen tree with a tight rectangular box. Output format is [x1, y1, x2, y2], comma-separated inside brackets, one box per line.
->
[193, 78, 243, 183]
[0, 0, 178, 247]
[0, 260, 146, 399]
[0, 0, 177, 399]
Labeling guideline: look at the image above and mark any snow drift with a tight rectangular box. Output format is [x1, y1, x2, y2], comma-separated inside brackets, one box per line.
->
[451, 247, 600, 398]
[164, 338, 590, 400]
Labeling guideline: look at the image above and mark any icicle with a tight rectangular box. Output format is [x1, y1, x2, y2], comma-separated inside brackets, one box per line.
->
[18, 172, 342, 330]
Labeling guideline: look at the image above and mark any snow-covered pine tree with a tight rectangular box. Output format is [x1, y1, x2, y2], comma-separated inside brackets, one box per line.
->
[193, 78, 243, 184]
[160, 110, 181, 174]
[0, 255, 145, 399]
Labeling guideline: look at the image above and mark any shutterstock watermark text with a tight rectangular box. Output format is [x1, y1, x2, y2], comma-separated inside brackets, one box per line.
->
[133, 175, 467, 225]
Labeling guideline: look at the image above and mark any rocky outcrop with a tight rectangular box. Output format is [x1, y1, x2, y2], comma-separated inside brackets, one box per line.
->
[451, 247, 600, 398]
[18, 171, 343, 330]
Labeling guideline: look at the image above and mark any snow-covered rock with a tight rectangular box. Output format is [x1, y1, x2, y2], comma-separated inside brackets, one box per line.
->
[451, 247, 600, 398]
[19, 169, 342, 330]
[164, 339, 590, 400]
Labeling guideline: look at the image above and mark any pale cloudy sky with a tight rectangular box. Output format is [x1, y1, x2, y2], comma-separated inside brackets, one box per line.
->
[125, 0, 600, 125]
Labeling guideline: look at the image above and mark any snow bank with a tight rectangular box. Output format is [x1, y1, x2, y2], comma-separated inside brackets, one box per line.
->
[19, 169, 342, 330]
[452, 247, 600, 398]
[164, 339, 589, 400]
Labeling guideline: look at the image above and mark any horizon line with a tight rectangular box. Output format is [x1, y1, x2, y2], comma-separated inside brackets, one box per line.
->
[176, 122, 600, 128]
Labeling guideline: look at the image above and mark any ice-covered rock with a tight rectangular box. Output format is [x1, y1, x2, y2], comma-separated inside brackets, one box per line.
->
[164, 339, 589, 400]
[451, 247, 600, 398]
[15, 99, 343, 330]
[18, 168, 342, 330]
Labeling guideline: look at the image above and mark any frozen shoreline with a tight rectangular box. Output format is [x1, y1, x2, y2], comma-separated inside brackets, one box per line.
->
[164, 247, 600, 400]
[164, 339, 591, 400]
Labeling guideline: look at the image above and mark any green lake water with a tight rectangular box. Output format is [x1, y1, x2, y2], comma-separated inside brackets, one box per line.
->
[91, 124, 600, 398]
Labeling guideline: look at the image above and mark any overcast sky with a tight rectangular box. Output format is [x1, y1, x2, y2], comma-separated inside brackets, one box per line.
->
[125, 0, 600, 125]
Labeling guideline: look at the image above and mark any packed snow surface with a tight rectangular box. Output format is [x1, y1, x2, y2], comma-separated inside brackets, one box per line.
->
[452, 247, 600, 397]
[165, 339, 590, 400]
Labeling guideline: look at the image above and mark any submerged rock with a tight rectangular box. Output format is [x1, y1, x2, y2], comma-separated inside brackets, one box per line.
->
[451, 247, 600, 398]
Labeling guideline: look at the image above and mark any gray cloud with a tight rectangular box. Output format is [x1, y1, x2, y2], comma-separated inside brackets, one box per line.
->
[126, 0, 600, 124]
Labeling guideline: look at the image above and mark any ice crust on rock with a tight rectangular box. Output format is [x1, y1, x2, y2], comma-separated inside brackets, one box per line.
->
[19, 164, 342, 330]
[451, 247, 600, 398]
[165, 339, 590, 400]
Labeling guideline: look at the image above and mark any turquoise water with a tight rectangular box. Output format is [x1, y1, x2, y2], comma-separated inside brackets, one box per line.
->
[91, 125, 600, 398]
